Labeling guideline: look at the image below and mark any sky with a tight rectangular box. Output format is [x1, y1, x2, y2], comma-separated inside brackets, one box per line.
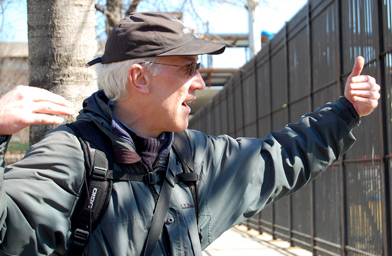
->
[0, 0, 307, 68]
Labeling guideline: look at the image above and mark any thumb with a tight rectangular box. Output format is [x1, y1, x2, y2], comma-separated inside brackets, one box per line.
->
[348, 56, 364, 79]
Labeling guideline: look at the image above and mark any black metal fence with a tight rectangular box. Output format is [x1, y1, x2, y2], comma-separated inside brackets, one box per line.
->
[189, 0, 392, 255]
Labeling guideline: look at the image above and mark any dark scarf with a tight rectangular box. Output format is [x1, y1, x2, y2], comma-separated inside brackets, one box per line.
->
[111, 113, 173, 172]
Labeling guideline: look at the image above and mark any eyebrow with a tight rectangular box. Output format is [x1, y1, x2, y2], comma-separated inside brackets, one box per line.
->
[183, 56, 198, 62]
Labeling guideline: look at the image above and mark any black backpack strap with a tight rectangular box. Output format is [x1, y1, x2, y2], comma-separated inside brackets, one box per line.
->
[173, 131, 194, 172]
[143, 131, 198, 255]
[142, 176, 173, 256]
[107, 169, 166, 184]
[142, 169, 198, 256]
[67, 121, 113, 255]
[172, 131, 201, 241]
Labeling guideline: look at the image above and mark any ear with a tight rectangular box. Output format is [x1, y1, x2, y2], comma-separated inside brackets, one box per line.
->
[128, 64, 149, 94]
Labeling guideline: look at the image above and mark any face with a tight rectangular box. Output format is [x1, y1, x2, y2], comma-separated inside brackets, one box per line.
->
[144, 55, 205, 136]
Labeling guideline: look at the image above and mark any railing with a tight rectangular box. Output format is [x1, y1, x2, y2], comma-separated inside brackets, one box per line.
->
[189, 0, 392, 255]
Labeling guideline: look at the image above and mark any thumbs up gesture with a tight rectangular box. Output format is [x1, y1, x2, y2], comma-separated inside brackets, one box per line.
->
[344, 56, 380, 117]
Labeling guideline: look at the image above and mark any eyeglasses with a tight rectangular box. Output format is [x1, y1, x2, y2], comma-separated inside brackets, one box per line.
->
[143, 62, 201, 77]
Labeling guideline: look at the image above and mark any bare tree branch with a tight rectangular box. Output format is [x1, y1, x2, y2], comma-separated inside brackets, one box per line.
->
[106, 0, 122, 34]
[179, 0, 187, 13]
[188, 0, 204, 28]
[125, 0, 142, 16]
[95, 4, 107, 15]
[0, 0, 12, 34]
[209, 0, 245, 7]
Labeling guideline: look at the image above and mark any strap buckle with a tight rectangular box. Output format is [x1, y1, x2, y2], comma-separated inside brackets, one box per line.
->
[147, 171, 166, 185]
[92, 166, 108, 180]
[73, 228, 90, 247]
[148, 172, 158, 185]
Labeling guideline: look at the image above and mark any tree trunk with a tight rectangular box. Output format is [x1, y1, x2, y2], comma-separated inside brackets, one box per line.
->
[27, 0, 97, 145]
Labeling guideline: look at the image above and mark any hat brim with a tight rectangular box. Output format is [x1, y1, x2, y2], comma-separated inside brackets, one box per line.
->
[157, 38, 225, 57]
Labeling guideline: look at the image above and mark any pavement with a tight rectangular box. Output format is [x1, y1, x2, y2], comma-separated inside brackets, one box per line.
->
[202, 225, 312, 256]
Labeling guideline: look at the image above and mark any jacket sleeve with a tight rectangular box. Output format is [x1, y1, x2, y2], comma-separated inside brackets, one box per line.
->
[0, 126, 85, 255]
[189, 97, 360, 249]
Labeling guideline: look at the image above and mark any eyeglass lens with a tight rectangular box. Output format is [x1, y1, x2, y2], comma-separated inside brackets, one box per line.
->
[188, 63, 201, 76]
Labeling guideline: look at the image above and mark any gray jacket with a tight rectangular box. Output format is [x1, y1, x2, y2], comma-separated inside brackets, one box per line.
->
[0, 91, 359, 255]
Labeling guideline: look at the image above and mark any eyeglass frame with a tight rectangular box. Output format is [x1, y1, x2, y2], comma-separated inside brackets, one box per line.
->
[140, 61, 201, 77]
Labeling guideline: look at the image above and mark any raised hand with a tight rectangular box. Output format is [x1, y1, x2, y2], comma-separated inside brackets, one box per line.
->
[344, 56, 380, 117]
[0, 85, 75, 135]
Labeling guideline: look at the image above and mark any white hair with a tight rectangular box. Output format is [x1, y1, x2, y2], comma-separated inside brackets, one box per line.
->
[95, 57, 160, 102]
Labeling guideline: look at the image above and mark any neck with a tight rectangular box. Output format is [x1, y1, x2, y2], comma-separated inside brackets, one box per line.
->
[113, 100, 160, 138]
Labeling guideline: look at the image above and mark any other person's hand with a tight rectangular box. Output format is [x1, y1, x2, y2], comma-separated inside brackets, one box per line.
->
[0, 85, 75, 135]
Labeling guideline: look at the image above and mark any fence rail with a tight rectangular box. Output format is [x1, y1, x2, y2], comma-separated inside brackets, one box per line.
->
[189, 0, 392, 255]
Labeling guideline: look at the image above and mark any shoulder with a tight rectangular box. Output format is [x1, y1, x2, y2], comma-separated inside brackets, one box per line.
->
[5, 125, 84, 174]
[29, 124, 83, 154]
[12, 124, 86, 192]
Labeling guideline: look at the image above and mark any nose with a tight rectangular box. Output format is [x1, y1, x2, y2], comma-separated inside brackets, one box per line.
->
[190, 71, 206, 91]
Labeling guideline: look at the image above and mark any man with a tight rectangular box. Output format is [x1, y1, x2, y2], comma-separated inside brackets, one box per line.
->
[0, 12, 380, 255]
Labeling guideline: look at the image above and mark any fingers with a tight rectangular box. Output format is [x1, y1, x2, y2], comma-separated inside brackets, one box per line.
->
[349, 90, 380, 100]
[351, 96, 379, 109]
[27, 88, 76, 124]
[25, 113, 66, 125]
[30, 87, 74, 108]
[13, 85, 75, 116]
[348, 56, 365, 78]
[348, 76, 380, 92]
[350, 75, 376, 84]
[347, 76, 380, 104]
[31, 101, 76, 116]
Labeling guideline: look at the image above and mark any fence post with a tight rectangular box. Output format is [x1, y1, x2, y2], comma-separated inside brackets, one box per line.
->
[375, 1, 391, 256]
[306, 0, 316, 254]
[240, 69, 245, 137]
[284, 20, 294, 247]
[253, 55, 264, 235]
[267, 40, 277, 240]
[335, 0, 348, 255]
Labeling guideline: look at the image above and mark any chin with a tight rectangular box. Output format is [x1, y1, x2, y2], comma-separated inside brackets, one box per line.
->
[173, 121, 189, 132]
[174, 125, 188, 132]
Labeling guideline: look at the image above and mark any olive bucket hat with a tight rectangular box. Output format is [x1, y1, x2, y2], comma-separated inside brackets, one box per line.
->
[87, 12, 226, 66]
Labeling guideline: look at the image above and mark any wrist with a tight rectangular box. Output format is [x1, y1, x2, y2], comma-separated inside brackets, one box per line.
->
[335, 96, 360, 129]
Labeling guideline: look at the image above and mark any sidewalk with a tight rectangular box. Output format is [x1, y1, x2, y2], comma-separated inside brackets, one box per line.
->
[202, 225, 312, 256]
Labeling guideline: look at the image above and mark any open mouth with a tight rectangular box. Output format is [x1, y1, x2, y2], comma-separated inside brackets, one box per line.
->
[182, 102, 191, 112]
